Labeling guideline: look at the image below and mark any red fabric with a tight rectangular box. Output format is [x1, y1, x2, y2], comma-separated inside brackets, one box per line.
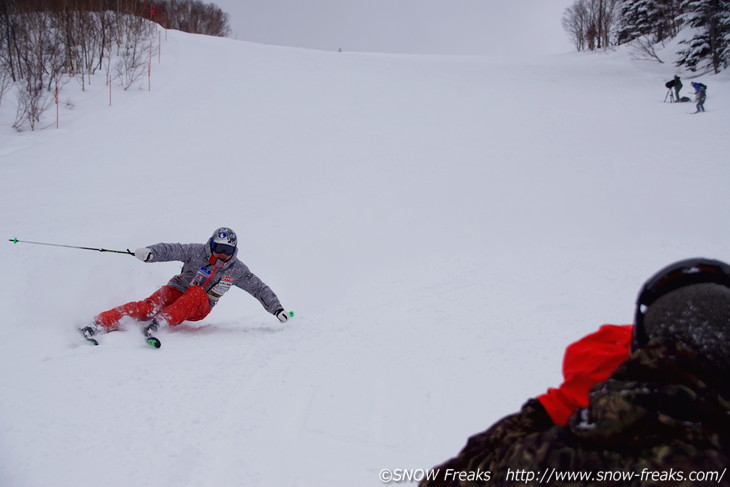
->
[537, 324, 633, 425]
[95, 285, 210, 330]
[156, 286, 210, 326]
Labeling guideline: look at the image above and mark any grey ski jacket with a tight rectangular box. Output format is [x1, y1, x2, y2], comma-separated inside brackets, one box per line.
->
[146, 242, 283, 315]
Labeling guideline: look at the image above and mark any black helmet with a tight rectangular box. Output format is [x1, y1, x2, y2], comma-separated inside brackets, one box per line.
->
[633, 257, 730, 350]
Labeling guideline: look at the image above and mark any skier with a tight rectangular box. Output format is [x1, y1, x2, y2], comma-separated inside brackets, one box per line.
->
[691, 81, 707, 113]
[421, 258, 730, 487]
[672, 74, 682, 101]
[80, 227, 290, 343]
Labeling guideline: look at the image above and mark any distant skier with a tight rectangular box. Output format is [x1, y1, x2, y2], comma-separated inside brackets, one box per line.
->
[691, 81, 707, 113]
[80, 227, 290, 342]
[672, 74, 682, 101]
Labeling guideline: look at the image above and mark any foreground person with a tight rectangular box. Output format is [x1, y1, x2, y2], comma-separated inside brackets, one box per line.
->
[422, 258, 730, 486]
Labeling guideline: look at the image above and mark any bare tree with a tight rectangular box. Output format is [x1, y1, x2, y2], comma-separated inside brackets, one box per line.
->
[563, 1, 591, 50]
[629, 34, 665, 62]
[114, 13, 153, 90]
[158, 0, 231, 37]
[0, 65, 12, 106]
[12, 10, 62, 130]
[562, 0, 622, 51]
[1, 0, 233, 129]
[0, 1, 16, 104]
[1, 0, 22, 82]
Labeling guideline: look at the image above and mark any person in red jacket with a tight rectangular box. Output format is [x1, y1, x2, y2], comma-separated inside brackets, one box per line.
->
[421, 257, 730, 487]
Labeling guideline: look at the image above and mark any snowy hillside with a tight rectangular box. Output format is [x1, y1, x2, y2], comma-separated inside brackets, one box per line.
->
[1, 27, 729, 487]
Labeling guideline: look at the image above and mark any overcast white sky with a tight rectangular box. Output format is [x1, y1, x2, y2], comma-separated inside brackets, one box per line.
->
[211, 0, 575, 56]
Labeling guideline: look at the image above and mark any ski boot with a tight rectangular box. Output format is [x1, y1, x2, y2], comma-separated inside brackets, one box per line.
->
[144, 319, 160, 337]
[79, 322, 103, 345]
[143, 319, 162, 349]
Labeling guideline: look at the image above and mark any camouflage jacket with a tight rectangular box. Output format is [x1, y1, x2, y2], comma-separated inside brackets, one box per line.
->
[422, 339, 730, 487]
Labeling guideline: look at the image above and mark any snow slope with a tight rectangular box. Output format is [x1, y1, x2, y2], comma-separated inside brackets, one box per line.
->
[1, 28, 729, 487]
[215, 0, 574, 56]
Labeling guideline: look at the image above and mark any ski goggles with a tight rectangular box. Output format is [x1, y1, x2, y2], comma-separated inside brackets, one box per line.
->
[633, 257, 730, 348]
[211, 242, 236, 256]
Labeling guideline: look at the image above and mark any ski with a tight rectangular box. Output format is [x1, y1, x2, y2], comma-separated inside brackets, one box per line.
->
[146, 335, 162, 348]
[144, 329, 161, 349]
[79, 327, 99, 346]
[78, 325, 160, 348]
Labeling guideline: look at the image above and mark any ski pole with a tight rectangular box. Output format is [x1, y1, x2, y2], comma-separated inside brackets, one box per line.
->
[8, 238, 134, 255]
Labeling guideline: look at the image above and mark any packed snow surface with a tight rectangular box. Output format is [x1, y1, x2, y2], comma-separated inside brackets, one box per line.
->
[1, 26, 729, 487]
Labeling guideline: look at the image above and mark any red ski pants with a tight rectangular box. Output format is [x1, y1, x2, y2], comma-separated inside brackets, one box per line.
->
[95, 285, 211, 331]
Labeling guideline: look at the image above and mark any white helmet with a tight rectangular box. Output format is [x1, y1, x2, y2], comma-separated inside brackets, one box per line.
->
[209, 227, 237, 256]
